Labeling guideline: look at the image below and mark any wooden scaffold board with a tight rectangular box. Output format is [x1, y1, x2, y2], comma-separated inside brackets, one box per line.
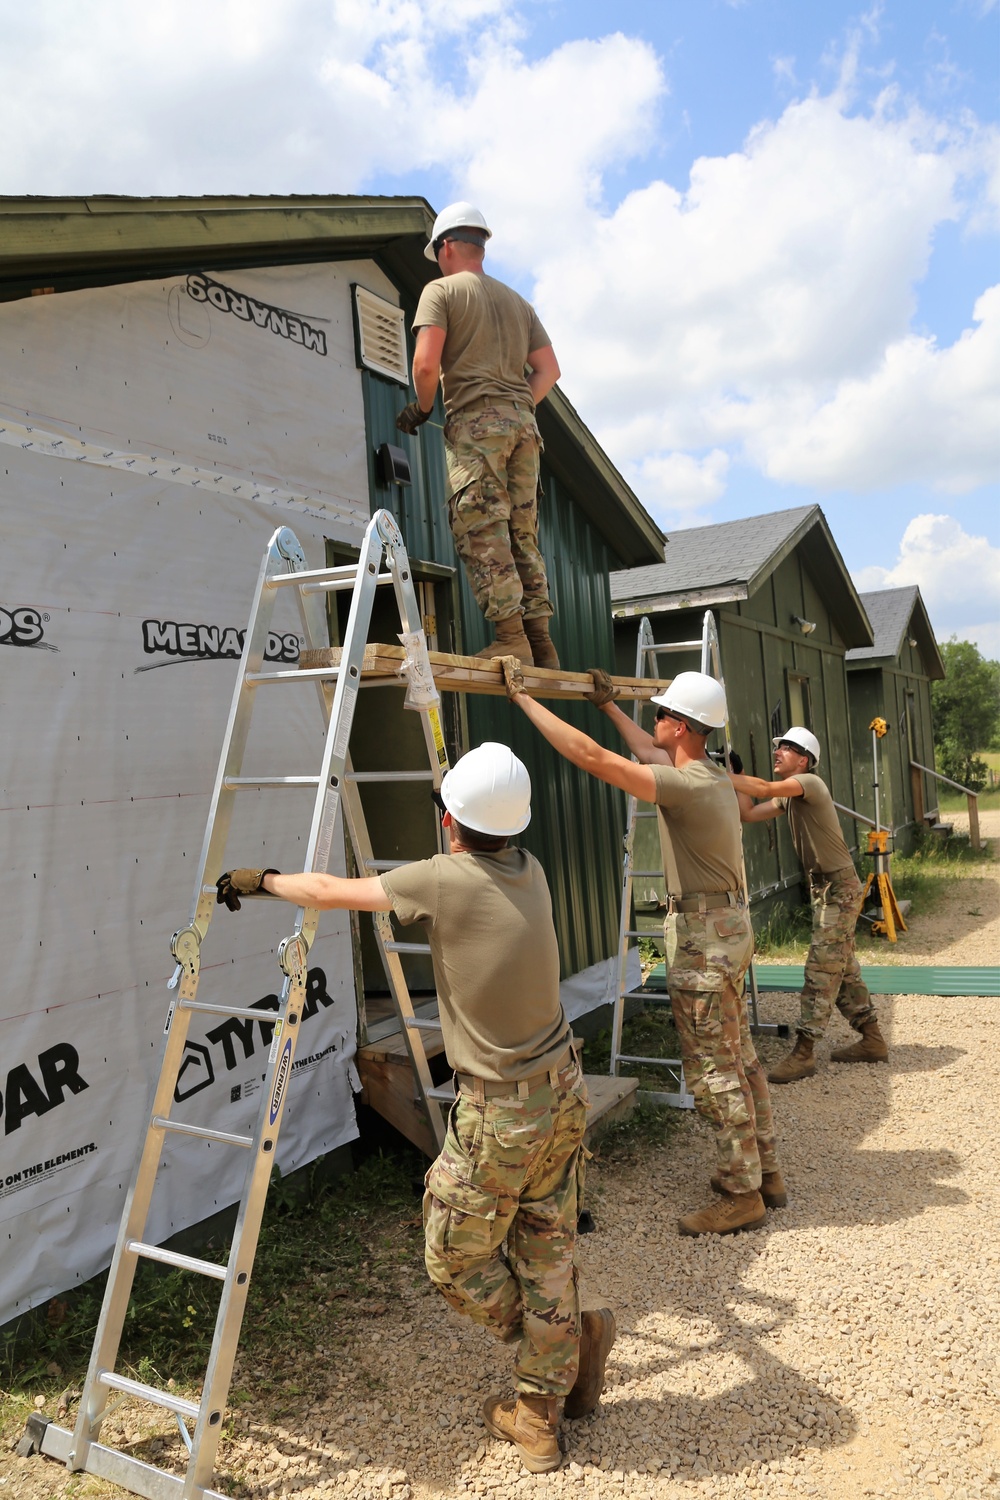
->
[300, 643, 672, 700]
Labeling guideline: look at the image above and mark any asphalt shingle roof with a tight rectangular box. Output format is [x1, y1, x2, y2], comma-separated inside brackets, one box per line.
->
[609, 505, 816, 602]
[846, 588, 920, 661]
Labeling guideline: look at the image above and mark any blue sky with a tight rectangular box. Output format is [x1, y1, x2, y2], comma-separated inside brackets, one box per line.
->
[2, 0, 998, 651]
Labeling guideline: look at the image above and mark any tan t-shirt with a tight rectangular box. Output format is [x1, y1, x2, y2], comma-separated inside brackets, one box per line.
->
[775, 772, 854, 876]
[380, 848, 569, 1083]
[413, 272, 550, 415]
[650, 760, 743, 896]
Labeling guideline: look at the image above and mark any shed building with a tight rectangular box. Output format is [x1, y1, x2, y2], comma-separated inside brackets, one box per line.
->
[845, 586, 946, 852]
[0, 194, 662, 1323]
[610, 505, 874, 920]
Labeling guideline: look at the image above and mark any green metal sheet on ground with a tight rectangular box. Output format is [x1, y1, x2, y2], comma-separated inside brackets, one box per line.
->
[644, 963, 999, 997]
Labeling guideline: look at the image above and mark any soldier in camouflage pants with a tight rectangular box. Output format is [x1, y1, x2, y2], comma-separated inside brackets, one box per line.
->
[666, 906, 778, 1195]
[443, 402, 552, 625]
[800, 870, 877, 1039]
[423, 1055, 589, 1396]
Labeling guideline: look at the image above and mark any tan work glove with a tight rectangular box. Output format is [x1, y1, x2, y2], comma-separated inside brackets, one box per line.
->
[216, 868, 279, 912]
[498, 655, 525, 700]
[585, 667, 619, 707]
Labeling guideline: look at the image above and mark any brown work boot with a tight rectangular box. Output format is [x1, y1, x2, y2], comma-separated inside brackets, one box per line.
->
[830, 1019, 889, 1063]
[564, 1308, 616, 1419]
[482, 1392, 561, 1473]
[524, 616, 560, 669]
[767, 1032, 816, 1084]
[475, 614, 533, 664]
[678, 1189, 766, 1237]
[711, 1170, 787, 1209]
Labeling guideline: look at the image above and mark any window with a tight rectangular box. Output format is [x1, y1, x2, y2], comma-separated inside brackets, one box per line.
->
[787, 672, 811, 727]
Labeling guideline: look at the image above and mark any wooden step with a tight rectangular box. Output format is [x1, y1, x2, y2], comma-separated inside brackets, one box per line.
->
[357, 1026, 640, 1157]
[299, 643, 671, 701]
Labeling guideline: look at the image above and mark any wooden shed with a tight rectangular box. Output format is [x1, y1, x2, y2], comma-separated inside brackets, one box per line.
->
[846, 586, 946, 853]
[609, 505, 874, 920]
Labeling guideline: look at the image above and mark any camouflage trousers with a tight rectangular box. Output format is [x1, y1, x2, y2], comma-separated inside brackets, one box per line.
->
[665, 905, 779, 1195]
[443, 402, 553, 623]
[800, 868, 876, 1040]
[423, 1056, 588, 1396]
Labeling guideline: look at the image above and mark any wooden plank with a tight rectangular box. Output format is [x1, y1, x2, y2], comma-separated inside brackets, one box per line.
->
[299, 643, 671, 701]
[356, 1053, 438, 1157]
[584, 1074, 639, 1142]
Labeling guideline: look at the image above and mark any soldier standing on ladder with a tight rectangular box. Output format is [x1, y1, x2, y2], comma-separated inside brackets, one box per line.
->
[216, 743, 615, 1474]
[730, 728, 889, 1082]
[395, 203, 562, 669]
[505, 663, 785, 1237]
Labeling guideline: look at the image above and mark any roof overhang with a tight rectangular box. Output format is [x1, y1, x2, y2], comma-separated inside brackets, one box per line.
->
[0, 194, 664, 567]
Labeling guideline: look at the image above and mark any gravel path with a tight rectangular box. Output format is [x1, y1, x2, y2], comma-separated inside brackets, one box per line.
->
[4, 828, 998, 1500]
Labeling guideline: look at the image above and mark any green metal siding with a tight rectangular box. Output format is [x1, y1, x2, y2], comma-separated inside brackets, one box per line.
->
[359, 362, 631, 978]
[613, 544, 864, 920]
[847, 660, 938, 852]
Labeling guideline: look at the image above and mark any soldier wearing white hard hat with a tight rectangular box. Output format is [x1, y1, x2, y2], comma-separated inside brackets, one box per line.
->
[730, 727, 888, 1081]
[504, 663, 785, 1239]
[215, 744, 615, 1474]
[396, 203, 562, 670]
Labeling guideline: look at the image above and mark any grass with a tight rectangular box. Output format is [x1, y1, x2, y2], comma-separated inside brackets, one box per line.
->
[0, 1148, 428, 1450]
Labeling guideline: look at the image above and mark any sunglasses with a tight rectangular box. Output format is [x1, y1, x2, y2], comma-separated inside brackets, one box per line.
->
[654, 707, 680, 723]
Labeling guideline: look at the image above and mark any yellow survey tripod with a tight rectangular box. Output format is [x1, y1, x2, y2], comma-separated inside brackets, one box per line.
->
[860, 717, 907, 942]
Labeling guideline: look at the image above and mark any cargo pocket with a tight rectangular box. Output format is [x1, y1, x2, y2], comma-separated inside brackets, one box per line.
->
[424, 1161, 500, 1259]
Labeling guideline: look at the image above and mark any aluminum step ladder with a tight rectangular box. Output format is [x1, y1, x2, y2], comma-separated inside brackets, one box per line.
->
[30, 509, 451, 1500]
[609, 612, 783, 1111]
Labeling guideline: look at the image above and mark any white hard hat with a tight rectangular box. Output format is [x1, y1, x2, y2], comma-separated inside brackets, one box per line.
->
[773, 726, 821, 767]
[425, 202, 492, 262]
[651, 672, 727, 730]
[440, 742, 531, 836]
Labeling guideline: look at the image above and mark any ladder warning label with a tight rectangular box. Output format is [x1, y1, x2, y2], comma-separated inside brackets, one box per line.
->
[2, 1142, 97, 1200]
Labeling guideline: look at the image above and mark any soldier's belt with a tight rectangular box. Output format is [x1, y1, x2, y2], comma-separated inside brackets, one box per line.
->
[665, 891, 743, 914]
[451, 395, 535, 417]
[808, 865, 856, 884]
[456, 1045, 576, 1101]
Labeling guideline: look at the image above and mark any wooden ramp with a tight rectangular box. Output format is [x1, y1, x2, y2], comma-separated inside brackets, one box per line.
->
[357, 1019, 639, 1157]
[300, 643, 671, 701]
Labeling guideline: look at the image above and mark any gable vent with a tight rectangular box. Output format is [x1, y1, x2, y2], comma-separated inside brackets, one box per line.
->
[353, 285, 408, 385]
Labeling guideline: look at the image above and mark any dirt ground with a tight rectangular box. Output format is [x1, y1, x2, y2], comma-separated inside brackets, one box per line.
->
[3, 817, 998, 1500]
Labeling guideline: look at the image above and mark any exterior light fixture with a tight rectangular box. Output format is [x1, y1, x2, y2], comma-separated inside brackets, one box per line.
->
[792, 615, 817, 635]
[907, 636, 918, 647]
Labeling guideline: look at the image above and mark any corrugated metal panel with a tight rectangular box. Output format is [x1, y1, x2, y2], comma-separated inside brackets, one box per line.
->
[360, 364, 631, 978]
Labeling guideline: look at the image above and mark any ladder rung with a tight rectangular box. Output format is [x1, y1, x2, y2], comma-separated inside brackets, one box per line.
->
[348, 770, 434, 783]
[406, 1016, 443, 1031]
[624, 928, 664, 939]
[300, 574, 394, 595]
[641, 639, 702, 653]
[265, 563, 360, 588]
[223, 775, 320, 788]
[615, 1053, 683, 1068]
[629, 869, 664, 877]
[246, 666, 339, 685]
[153, 1116, 254, 1148]
[621, 988, 665, 1001]
[427, 1084, 457, 1102]
[97, 1371, 200, 1421]
[364, 858, 409, 871]
[634, 811, 658, 820]
[181, 1000, 283, 1023]
[126, 1241, 228, 1281]
[385, 941, 433, 954]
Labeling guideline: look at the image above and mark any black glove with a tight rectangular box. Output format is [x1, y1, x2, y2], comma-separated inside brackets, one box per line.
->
[216, 868, 279, 912]
[584, 668, 620, 707]
[729, 749, 744, 775]
[395, 401, 432, 435]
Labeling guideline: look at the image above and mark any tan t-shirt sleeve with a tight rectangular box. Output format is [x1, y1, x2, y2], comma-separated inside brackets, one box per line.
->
[527, 308, 550, 353]
[380, 860, 439, 925]
[413, 281, 448, 333]
[650, 763, 688, 808]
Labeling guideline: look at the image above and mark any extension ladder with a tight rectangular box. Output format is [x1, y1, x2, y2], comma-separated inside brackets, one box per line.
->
[609, 612, 782, 1108]
[30, 510, 452, 1500]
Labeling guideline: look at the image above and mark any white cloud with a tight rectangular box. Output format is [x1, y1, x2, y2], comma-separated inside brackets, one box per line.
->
[853, 513, 1000, 656]
[619, 449, 730, 529]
